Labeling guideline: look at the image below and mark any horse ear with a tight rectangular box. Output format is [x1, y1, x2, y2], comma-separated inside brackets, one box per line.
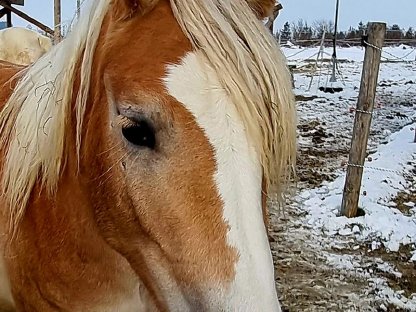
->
[246, 0, 277, 19]
[112, 0, 159, 20]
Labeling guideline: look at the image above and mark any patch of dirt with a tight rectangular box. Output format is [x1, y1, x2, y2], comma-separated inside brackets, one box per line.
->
[394, 190, 416, 216]
[269, 205, 374, 312]
[296, 120, 348, 187]
[372, 245, 416, 299]
[392, 165, 416, 217]
[295, 94, 319, 102]
[296, 148, 340, 187]
[327, 243, 416, 312]
[333, 243, 416, 296]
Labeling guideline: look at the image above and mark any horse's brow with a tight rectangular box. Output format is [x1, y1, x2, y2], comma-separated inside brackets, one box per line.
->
[116, 96, 171, 126]
[117, 89, 164, 107]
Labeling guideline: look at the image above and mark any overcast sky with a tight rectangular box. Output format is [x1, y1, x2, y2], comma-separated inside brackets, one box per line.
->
[275, 0, 416, 31]
[3, 0, 416, 32]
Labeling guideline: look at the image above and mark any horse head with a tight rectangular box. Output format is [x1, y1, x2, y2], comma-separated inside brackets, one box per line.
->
[0, 0, 296, 310]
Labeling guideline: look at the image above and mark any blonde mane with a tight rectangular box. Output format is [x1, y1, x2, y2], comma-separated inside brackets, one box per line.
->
[170, 0, 296, 193]
[0, 0, 111, 230]
[0, 0, 296, 231]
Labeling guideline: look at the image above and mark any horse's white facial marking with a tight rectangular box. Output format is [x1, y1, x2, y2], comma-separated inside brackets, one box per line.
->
[164, 52, 281, 311]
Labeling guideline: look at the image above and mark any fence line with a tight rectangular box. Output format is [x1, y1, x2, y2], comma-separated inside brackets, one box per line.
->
[289, 25, 416, 211]
[284, 44, 416, 64]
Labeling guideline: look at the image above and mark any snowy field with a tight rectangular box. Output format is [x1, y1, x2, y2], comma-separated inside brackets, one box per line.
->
[271, 45, 416, 311]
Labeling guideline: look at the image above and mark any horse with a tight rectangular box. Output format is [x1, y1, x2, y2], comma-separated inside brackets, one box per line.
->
[0, 0, 296, 310]
[0, 27, 52, 65]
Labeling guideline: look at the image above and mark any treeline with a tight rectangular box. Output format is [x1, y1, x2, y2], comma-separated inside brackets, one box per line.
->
[276, 20, 416, 45]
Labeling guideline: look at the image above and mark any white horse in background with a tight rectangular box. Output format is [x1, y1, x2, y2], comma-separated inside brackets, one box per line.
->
[0, 27, 52, 65]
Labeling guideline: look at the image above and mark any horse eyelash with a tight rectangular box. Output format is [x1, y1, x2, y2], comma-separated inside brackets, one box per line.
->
[116, 115, 138, 128]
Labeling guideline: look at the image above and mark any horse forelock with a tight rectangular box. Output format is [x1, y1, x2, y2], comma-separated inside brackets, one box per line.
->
[0, 0, 296, 233]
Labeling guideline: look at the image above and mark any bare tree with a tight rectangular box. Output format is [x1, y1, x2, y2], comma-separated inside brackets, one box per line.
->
[313, 19, 334, 38]
[291, 19, 305, 40]
[291, 19, 313, 41]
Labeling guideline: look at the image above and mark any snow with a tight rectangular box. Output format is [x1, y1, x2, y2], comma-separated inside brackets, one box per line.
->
[278, 45, 416, 310]
[302, 123, 416, 252]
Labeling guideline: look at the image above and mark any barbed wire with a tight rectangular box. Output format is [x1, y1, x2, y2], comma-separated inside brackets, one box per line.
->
[383, 49, 415, 62]
[285, 43, 415, 64]
[347, 163, 405, 175]
[288, 38, 416, 45]
[362, 41, 415, 62]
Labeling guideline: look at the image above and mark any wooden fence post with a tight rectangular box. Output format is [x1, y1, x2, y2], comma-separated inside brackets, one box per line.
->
[340, 22, 386, 218]
[54, 0, 61, 43]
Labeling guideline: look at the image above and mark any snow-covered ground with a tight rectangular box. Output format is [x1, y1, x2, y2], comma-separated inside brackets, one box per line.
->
[305, 124, 416, 257]
[271, 45, 416, 311]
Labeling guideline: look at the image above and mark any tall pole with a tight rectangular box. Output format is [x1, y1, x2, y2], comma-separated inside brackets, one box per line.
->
[340, 22, 386, 218]
[54, 0, 62, 43]
[330, 0, 340, 82]
[333, 0, 339, 58]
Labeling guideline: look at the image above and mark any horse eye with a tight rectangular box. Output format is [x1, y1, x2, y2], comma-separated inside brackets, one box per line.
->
[122, 120, 156, 149]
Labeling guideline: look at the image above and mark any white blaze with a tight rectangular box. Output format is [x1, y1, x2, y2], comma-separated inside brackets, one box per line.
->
[164, 52, 281, 311]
